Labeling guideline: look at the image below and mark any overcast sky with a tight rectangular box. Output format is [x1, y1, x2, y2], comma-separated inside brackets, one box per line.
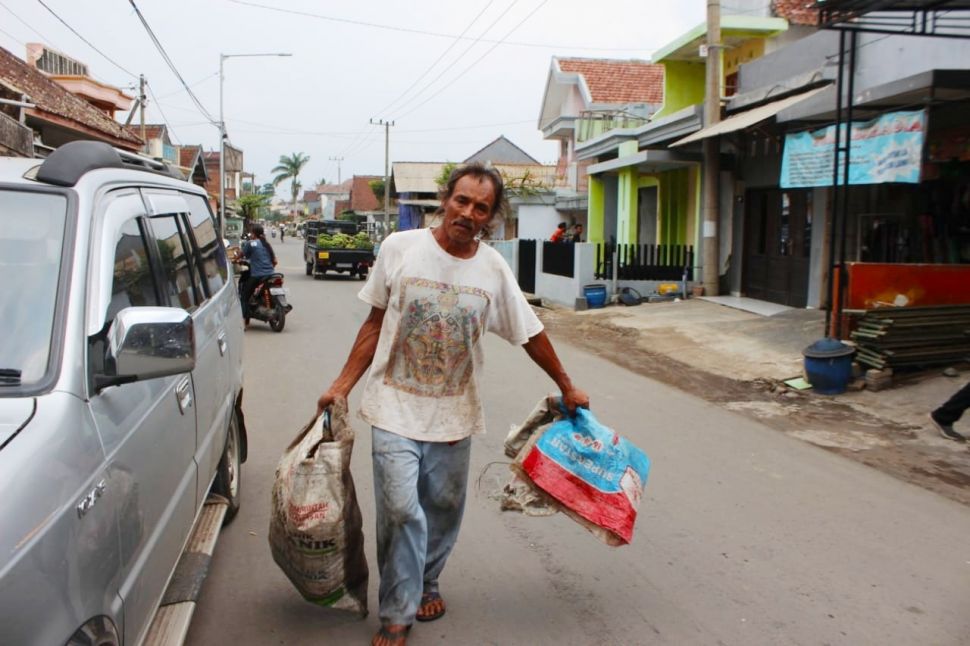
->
[0, 0, 705, 196]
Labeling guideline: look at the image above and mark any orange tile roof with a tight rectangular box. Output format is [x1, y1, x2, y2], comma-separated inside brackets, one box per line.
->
[771, 0, 818, 26]
[142, 124, 167, 141]
[179, 144, 201, 168]
[0, 45, 142, 147]
[557, 58, 664, 104]
[350, 175, 381, 211]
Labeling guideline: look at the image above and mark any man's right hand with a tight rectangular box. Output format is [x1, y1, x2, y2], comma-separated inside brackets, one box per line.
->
[316, 390, 337, 417]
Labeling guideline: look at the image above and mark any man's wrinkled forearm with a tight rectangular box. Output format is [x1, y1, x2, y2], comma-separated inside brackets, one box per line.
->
[523, 331, 573, 393]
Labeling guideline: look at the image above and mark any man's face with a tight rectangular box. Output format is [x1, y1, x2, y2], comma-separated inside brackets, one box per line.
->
[440, 175, 497, 246]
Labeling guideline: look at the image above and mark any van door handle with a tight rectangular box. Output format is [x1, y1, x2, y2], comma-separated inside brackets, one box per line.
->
[176, 377, 193, 414]
[218, 331, 227, 357]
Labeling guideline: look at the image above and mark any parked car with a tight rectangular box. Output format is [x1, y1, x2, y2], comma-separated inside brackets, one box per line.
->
[0, 141, 247, 645]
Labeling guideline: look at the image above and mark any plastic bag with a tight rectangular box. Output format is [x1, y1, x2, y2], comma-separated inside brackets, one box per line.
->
[268, 398, 368, 615]
[507, 398, 650, 546]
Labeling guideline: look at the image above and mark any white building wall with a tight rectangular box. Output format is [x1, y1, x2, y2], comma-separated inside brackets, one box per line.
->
[534, 243, 598, 308]
[518, 203, 564, 241]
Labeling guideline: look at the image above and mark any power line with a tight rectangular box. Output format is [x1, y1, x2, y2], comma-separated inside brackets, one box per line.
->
[398, 0, 549, 120]
[0, 25, 26, 47]
[154, 71, 218, 100]
[36, 0, 136, 78]
[0, 0, 61, 49]
[128, 0, 217, 125]
[227, 0, 651, 52]
[388, 1, 519, 118]
[373, 0, 497, 118]
[230, 119, 536, 136]
[145, 79, 180, 145]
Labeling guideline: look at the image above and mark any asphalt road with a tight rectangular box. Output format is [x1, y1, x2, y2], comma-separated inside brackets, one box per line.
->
[186, 238, 970, 645]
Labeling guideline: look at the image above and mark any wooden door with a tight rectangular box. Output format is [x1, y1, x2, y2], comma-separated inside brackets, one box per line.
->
[742, 189, 811, 307]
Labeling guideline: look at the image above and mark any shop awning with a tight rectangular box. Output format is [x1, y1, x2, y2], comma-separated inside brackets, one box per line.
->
[670, 85, 829, 147]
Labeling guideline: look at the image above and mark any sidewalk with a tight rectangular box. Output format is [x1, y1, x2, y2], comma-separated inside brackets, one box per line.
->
[536, 295, 970, 506]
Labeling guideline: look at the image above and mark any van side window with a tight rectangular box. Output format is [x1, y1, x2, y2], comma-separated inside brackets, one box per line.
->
[105, 218, 161, 324]
[148, 214, 202, 311]
[184, 194, 227, 294]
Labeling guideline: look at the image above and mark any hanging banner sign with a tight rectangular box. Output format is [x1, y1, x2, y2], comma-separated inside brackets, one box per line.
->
[780, 109, 927, 188]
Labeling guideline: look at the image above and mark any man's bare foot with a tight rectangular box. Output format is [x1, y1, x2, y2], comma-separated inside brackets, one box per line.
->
[371, 623, 409, 646]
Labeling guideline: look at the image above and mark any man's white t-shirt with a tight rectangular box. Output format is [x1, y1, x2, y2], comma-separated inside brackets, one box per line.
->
[358, 228, 543, 442]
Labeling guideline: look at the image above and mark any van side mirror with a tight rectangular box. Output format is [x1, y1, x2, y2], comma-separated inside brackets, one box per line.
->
[95, 307, 195, 391]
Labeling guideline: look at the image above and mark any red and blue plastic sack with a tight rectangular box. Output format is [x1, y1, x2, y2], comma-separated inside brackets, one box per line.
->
[509, 401, 650, 546]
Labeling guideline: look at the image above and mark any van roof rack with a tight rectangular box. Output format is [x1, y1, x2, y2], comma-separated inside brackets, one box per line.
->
[33, 140, 185, 186]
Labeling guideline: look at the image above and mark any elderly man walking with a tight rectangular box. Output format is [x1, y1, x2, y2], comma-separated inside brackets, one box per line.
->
[317, 163, 588, 646]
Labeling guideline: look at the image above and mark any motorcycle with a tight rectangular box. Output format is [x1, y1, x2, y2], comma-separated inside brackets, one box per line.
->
[234, 259, 292, 332]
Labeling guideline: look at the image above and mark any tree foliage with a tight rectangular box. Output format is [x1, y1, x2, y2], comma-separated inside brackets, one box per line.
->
[368, 179, 385, 204]
[500, 168, 546, 198]
[435, 162, 458, 189]
[235, 193, 270, 224]
[271, 152, 311, 216]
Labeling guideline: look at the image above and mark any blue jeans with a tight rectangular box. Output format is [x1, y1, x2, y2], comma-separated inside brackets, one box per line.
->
[371, 427, 471, 626]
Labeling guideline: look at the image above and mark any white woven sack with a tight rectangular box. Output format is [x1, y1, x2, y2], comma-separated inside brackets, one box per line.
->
[269, 398, 368, 616]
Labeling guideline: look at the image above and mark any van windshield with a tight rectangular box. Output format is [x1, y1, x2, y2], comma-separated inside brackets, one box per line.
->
[0, 190, 68, 389]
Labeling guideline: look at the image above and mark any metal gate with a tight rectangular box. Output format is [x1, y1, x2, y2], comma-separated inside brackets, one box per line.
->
[518, 239, 536, 293]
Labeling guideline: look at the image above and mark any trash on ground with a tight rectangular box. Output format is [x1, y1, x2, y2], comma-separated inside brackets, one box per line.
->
[269, 399, 368, 617]
[783, 377, 813, 390]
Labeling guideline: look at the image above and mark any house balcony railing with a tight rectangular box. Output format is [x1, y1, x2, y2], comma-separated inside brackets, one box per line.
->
[576, 113, 649, 144]
[595, 242, 694, 281]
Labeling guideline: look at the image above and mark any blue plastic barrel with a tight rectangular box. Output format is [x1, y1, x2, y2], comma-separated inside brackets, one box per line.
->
[802, 338, 855, 395]
[583, 284, 607, 309]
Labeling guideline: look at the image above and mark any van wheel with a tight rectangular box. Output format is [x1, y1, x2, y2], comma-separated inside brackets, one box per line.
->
[67, 617, 120, 646]
[213, 408, 242, 524]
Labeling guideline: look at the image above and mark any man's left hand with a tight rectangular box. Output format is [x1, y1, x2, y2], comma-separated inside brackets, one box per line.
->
[561, 387, 590, 414]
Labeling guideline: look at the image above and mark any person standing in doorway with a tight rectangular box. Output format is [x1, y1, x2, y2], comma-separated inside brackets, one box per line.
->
[317, 163, 589, 646]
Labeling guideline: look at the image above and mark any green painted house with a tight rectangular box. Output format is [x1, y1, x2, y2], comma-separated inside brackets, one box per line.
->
[573, 15, 790, 261]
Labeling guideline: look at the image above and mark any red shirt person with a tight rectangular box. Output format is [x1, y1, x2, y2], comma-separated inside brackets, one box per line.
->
[549, 222, 567, 242]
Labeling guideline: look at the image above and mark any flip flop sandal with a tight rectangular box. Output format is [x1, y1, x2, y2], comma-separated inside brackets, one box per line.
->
[372, 624, 410, 646]
[416, 592, 446, 622]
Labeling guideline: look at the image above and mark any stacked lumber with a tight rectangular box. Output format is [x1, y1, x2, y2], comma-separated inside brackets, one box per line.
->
[850, 305, 970, 369]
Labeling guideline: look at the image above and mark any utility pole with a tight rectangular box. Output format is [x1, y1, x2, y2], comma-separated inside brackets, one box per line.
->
[139, 74, 147, 155]
[329, 156, 344, 184]
[702, 0, 722, 296]
[370, 118, 394, 240]
[219, 55, 226, 239]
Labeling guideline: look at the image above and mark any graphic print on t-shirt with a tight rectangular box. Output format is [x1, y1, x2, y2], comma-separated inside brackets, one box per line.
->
[384, 277, 490, 397]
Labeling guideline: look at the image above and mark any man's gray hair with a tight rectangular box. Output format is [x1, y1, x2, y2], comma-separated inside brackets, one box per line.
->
[439, 162, 507, 222]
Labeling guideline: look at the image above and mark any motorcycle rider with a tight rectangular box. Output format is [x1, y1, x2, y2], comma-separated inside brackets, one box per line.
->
[240, 224, 277, 326]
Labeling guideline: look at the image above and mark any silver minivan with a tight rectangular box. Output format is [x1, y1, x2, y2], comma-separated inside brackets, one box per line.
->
[0, 142, 246, 645]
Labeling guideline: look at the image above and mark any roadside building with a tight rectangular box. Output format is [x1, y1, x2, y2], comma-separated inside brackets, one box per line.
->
[0, 43, 142, 156]
[537, 57, 664, 240]
[392, 135, 557, 239]
[668, 7, 970, 313]
[177, 144, 209, 190]
[316, 179, 353, 220]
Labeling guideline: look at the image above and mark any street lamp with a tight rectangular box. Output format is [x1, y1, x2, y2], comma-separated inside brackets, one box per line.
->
[219, 52, 292, 239]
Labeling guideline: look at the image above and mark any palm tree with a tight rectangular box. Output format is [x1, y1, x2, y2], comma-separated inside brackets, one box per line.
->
[271, 152, 310, 217]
